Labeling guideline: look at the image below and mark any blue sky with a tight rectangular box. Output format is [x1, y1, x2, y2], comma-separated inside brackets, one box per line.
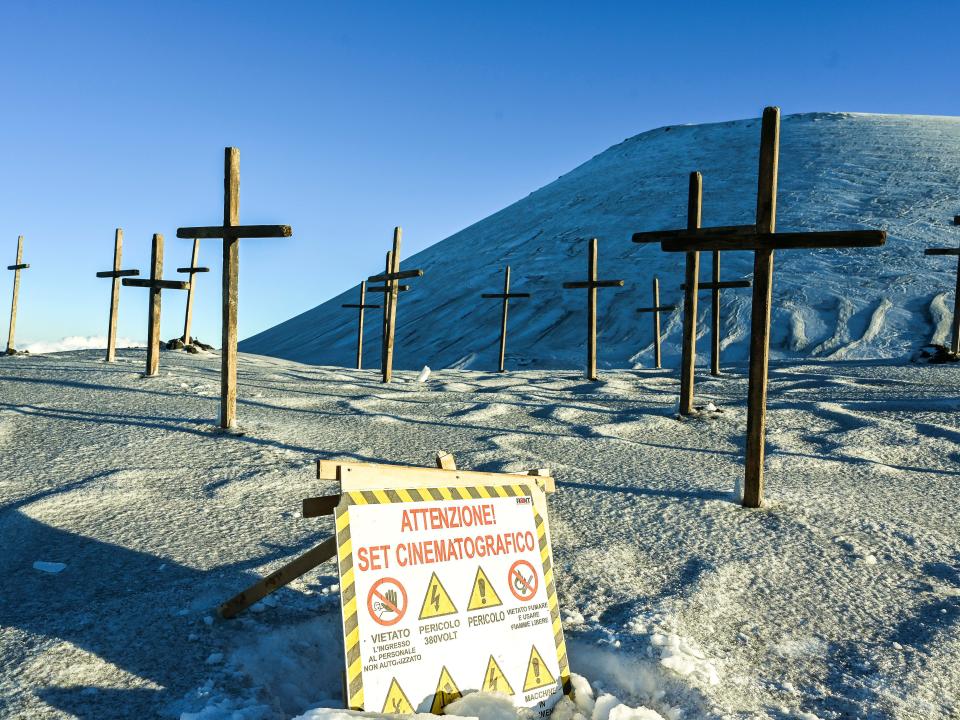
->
[1, 1, 957, 347]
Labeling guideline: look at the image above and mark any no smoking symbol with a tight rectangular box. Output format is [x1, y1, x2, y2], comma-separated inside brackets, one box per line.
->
[508, 559, 538, 602]
[367, 577, 408, 626]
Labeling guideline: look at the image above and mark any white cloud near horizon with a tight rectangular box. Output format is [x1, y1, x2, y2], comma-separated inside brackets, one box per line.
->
[21, 336, 145, 354]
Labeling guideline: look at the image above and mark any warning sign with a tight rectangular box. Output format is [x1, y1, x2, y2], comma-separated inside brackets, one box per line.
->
[419, 572, 458, 619]
[335, 483, 569, 716]
[467, 566, 503, 611]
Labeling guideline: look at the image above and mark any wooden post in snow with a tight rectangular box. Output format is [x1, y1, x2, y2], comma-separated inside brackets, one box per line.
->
[176, 147, 292, 428]
[342, 281, 381, 369]
[481, 265, 531, 372]
[635, 277, 676, 369]
[562, 238, 624, 380]
[923, 215, 960, 355]
[122, 234, 190, 376]
[95, 228, 140, 362]
[176, 238, 210, 345]
[5, 235, 29, 355]
[632, 106, 886, 507]
[367, 228, 424, 383]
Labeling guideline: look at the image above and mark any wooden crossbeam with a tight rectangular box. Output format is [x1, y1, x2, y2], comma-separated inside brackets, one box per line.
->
[635, 277, 675, 368]
[176, 266, 211, 274]
[121, 234, 189, 376]
[96, 229, 140, 362]
[632, 224, 755, 244]
[5, 235, 28, 355]
[366, 284, 410, 293]
[924, 248, 960, 256]
[176, 148, 293, 429]
[562, 238, 624, 380]
[630, 106, 886, 508]
[481, 265, 531, 372]
[342, 304, 381, 309]
[367, 268, 423, 283]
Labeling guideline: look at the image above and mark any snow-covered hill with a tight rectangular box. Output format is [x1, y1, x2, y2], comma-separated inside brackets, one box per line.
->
[241, 112, 960, 371]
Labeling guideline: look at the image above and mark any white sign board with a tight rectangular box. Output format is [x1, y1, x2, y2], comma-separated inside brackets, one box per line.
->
[335, 483, 569, 717]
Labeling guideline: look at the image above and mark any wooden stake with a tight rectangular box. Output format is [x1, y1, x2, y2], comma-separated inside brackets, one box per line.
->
[178, 238, 210, 345]
[342, 281, 381, 369]
[5, 236, 28, 355]
[636, 277, 676, 369]
[711, 250, 720, 375]
[680, 172, 702, 414]
[480, 265, 531, 372]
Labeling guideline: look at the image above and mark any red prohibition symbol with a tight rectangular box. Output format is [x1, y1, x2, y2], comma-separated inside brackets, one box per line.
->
[508, 559, 539, 602]
[367, 577, 408, 626]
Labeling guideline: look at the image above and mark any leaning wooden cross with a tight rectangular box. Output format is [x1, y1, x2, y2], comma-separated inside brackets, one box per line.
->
[635, 276, 675, 369]
[632, 106, 886, 508]
[367, 228, 424, 383]
[5, 235, 29, 355]
[218, 454, 568, 717]
[177, 238, 210, 345]
[922, 215, 960, 355]
[562, 238, 624, 380]
[95, 228, 140, 362]
[177, 147, 292, 428]
[123, 234, 190, 376]
[342, 281, 381, 369]
[481, 265, 531, 372]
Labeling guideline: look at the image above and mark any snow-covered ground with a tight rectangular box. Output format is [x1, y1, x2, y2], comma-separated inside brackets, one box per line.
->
[1, 348, 958, 719]
[241, 112, 960, 372]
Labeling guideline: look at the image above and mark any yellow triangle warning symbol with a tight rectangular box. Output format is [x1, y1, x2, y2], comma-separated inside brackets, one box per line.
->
[430, 665, 462, 714]
[481, 655, 515, 695]
[523, 645, 556, 692]
[419, 572, 458, 619]
[381, 677, 415, 714]
[467, 566, 503, 611]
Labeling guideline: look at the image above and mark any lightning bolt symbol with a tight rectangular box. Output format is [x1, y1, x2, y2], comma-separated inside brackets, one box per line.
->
[431, 583, 440, 611]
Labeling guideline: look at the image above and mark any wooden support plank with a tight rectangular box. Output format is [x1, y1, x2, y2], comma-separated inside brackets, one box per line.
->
[679, 172, 702, 415]
[342, 303, 381, 309]
[176, 224, 292, 239]
[366, 284, 410, 293]
[562, 280, 624, 289]
[302, 494, 341, 518]
[218, 536, 336, 619]
[123, 278, 191, 290]
[636, 305, 677, 312]
[96, 269, 140, 278]
[6, 235, 25, 355]
[106, 229, 123, 362]
[743, 106, 780, 509]
[924, 248, 960, 256]
[367, 268, 423, 283]
[176, 267, 211, 273]
[317, 459, 556, 494]
[435, 450, 457, 470]
[632, 224, 756, 243]
[661, 229, 885, 253]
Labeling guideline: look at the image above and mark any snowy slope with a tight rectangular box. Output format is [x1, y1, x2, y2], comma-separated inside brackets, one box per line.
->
[241, 112, 960, 371]
[2, 349, 959, 719]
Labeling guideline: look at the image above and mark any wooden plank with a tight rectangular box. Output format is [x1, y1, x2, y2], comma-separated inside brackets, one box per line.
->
[636, 305, 677, 312]
[176, 266, 211, 273]
[182, 238, 201, 344]
[176, 224, 292, 239]
[222, 148, 240, 428]
[435, 451, 457, 470]
[383, 231, 403, 383]
[587, 238, 598, 380]
[106, 229, 123, 362]
[367, 267, 423, 283]
[652, 277, 662, 368]
[123, 278, 191, 290]
[96, 269, 140, 278]
[679, 172, 702, 416]
[711, 251, 720, 376]
[366, 284, 410, 293]
[562, 280, 624, 289]
[145, 234, 164, 377]
[498, 266, 510, 372]
[661, 229, 886, 253]
[924, 248, 960, 256]
[356, 281, 366, 369]
[318, 459, 556, 494]
[6, 235, 24, 354]
[218, 537, 336, 619]
[302, 494, 341, 518]
[342, 303, 380, 309]
[743, 106, 780, 509]
[632, 224, 755, 243]
[6, 264, 29, 271]
[681, 280, 752, 290]
[954, 215, 960, 226]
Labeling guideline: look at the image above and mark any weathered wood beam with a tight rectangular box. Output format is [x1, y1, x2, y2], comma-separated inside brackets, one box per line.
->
[366, 284, 410, 293]
[662, 229, 886, 253]
[636, 305, 677, 312]
[6, 264, 29, 271]
[367, 268, 423, 283]
[302, 494, 341, 518]
[562, 280, 624, 289]
[6, 235, 26, 355]
[176, 266, 211, 273]
[632, 224, 755, 244]
[342, 303, 381, 309]
[679, 172, 702, 415]
[96, 269, 140, 278]
[924, 248, 960, 256]
[123, 278, 191, 290]
[176, 225, 292, 239]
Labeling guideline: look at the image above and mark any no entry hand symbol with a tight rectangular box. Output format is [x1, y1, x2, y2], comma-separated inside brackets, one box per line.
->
[508, 559, 539, 602]
[367, 577, 408, 626]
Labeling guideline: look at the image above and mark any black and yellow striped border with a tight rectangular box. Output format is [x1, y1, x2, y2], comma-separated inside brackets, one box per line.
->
[334, 483, 570, 710]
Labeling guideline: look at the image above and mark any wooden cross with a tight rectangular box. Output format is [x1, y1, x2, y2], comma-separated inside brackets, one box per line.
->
[176, 238, 210, 345]
[480, 265, 530, 372]
[341, 281, 381, 369]
[562, 238, 624, 380]
[680, 269, 752, 376]
[176, 147, 292, 428]
[123, 234, 190, 376]
[5, 235, 29, 355]
[635, 277, 676, 369]
[366, 227, 424, 383]
[95, 228, 140, 362]
[631, 106, 885, 508]
[923, 215, 960, 355]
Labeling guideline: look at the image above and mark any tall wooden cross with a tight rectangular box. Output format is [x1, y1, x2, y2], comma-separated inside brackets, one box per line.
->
[562, 238, 624, 380]
[923, 215, 960, 355]
[122, 234, 190, 376]
[95, 228, 140, 362]
[366, 228, 424, 383]
[5, 235, 29, 355]
[680, 271, 752, 376]
[635, 277, 676, 369]
[480, 265, 530, 372]
[341, 281, 381, 369]
[631, 106, 885, 508]
[176, 147, 292, 428]
[176, 238, 210, 345]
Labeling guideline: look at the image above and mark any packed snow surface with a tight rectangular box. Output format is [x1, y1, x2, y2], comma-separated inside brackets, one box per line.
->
[1, 349, 958, 719]
[241, 112, 960, 372]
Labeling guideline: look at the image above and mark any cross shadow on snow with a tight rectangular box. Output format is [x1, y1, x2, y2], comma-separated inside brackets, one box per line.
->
[0, 490, 332, 720]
